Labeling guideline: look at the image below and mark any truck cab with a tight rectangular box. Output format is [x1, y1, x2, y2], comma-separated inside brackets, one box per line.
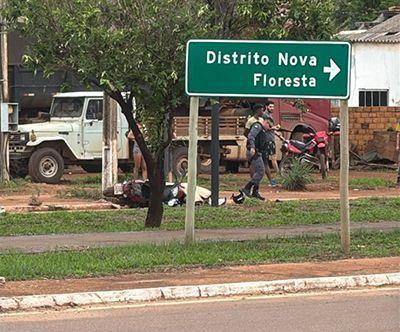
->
[9, 92, 131, 183]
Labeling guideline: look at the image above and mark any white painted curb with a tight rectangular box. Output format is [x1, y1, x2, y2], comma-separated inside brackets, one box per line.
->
[0, 272, 399, 312]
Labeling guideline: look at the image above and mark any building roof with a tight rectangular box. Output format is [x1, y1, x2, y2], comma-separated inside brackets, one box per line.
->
[340, 14, 400, 43]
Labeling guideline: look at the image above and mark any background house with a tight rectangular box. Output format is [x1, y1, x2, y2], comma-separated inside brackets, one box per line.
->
[339, 13, 400, 107]
[331, 11, 400, 158]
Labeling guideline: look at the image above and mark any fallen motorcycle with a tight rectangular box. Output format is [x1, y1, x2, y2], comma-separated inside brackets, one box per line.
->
[103, 180, 227, 208]
[103, 180, 185, 208]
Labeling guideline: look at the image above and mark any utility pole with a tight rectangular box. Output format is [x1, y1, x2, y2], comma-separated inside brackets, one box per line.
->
[102, 93, 118, 192]
[0, 0, 10, 182]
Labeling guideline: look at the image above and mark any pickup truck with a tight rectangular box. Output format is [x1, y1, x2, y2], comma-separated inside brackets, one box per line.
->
[9, 91, 131, 183]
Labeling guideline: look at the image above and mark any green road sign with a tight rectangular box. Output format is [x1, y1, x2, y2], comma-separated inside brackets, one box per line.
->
[186, 40, 351, 99]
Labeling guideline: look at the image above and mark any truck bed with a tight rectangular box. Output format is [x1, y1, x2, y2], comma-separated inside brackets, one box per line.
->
[172, 116, 247, 140]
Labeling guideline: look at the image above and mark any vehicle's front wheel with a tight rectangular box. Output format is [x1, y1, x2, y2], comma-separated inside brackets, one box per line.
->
[28, 148, 64, 184]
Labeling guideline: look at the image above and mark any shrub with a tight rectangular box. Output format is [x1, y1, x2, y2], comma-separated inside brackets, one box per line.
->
[280, 160, 314, 191]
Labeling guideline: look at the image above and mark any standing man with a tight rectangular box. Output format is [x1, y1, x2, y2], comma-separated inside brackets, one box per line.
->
[244, 104, 276, 187]
[127, 122, 148, 181]
[244, 104, 264, 137]
[241, 119, 271, 201]
[263, 101, 280, 176]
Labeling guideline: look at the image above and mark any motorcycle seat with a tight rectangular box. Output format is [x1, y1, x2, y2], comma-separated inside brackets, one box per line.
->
[290, 140, 311, 151]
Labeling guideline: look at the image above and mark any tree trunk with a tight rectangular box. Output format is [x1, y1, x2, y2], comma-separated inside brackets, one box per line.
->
[113, 95, 168, 228]
[145, 155, 165, 228]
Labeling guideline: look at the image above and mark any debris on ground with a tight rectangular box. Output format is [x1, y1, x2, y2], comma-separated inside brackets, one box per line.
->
[28, 191, 43, 207]
[354, 131, 399, 170]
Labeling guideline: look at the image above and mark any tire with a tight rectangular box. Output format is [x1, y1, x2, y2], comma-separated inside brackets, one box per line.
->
[280, 155, 295, 176]
[319, 153, 328, 179]
[199, 156, 212, 174]
[171, 146, 216, 176]
[81, 164, 102, 173]
[28, 148, 64, 184]
[172, 146, 189, 178]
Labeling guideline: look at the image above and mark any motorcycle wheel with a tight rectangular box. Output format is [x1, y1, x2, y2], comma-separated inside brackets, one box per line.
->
[319, 153, 328, 179]
[280, 155, 295, 176]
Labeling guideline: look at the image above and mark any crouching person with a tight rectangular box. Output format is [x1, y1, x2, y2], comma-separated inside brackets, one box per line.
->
[241, 119, 271, 201]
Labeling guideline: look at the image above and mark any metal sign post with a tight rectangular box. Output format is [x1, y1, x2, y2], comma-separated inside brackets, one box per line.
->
[185, 39, 351, 248]
[340, 100, 350, 254]
[185, 97, 199, 244]
[211, 104, 220, 207]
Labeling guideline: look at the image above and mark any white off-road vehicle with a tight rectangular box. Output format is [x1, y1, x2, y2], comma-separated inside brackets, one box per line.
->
[9, 92, 132, 184]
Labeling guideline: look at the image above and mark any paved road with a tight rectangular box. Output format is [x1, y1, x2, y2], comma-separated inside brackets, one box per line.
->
[0, 221, 399, 253]
[1, 288, 399, 332]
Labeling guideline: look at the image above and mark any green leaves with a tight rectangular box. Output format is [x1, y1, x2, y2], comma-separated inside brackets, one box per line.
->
[3, 0, 341, 155]
[4, 0, 208, 154]
[279, 159, 315, 191]
[333, 0, 400, 30]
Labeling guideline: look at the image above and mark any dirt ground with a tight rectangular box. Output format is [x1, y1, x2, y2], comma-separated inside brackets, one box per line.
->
[0, 257, 398, 297]
[0, 169, 399, 212]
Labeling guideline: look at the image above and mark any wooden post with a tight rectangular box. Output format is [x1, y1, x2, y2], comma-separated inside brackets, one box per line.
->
[0, 2, 10, 182]
[185, 97, 199, 244]
[340, 99, 350, 255]
[102, 94, 118, 192]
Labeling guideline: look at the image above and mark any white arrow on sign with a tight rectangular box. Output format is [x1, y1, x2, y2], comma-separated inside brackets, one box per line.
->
[323, 59, 341, 81]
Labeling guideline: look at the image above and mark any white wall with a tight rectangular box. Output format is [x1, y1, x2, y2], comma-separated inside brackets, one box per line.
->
[349, 43, 400, 107]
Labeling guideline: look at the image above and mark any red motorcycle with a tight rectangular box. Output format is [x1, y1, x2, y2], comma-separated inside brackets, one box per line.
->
[280, 131, 330, 179]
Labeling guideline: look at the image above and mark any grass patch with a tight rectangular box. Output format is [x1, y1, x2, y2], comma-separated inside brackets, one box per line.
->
[57, 187, 103, 200]
[1, 197, 400, 236]
[0, 178, 31, 193]
[349, 178, 394, 190]
[197, 174, 247, 191]
[0, 231, 398, 281]
[65, 175, 102, 185]
[65, 174, 134, 186]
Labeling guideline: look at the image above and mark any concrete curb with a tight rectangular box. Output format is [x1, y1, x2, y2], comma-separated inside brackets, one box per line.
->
[1, 272, 399, 312]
